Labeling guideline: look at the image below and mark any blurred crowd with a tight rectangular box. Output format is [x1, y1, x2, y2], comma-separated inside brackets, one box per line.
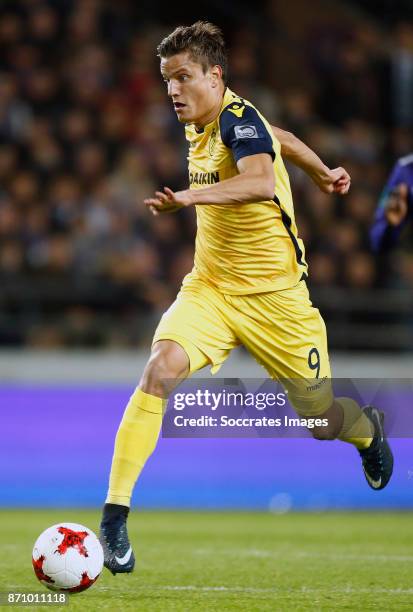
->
[1, 0, 413, 348]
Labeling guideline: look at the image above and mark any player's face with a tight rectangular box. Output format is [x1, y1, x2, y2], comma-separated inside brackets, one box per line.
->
[160, 52, 223, 127]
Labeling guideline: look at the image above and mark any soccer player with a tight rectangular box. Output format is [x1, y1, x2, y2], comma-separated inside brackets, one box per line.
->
[99, 22, 393, 575]
[370, 153, 413, 252]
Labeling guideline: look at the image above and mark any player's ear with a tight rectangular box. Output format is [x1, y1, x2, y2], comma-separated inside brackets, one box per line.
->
[210, 64, 222, 87]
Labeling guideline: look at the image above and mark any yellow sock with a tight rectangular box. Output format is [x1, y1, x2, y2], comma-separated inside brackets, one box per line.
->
[106, 388, 165, 507]
[336, 397, 374, 450]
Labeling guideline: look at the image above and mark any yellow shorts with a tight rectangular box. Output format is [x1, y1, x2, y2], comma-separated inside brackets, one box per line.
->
[153, 274, 333, 416]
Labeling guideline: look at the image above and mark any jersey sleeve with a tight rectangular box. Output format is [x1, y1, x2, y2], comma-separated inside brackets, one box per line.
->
[219, 102, 275, 163]
[370, 160, 412, 253]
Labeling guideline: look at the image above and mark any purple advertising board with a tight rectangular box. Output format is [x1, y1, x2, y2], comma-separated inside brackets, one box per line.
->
[0, 385, 411, 509]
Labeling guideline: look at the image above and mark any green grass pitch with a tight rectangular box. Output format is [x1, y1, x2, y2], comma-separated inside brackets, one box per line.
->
[0, 510, 412, 611]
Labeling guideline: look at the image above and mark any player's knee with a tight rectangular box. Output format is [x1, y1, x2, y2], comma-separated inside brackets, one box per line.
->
[140, 340, 190, 397]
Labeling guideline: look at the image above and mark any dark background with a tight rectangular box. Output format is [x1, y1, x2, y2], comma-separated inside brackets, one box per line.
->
[1, 0, 413, 351]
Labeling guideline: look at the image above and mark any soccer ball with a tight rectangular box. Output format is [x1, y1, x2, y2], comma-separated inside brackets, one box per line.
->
[32, 522, 104, 593]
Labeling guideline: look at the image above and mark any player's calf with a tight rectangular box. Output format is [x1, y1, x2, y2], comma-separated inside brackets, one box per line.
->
[100, 340, 191, 576]
[308, 399, 344, 440]
[305, 398, 393, 490]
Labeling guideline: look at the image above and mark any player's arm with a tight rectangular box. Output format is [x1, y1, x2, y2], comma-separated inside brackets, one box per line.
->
[144, 103, 276, 213]
[271, 126, 350, 195]
[370, 161, 411, 252]
[144, 153, 274, 213]
[382, 183, 409, 226]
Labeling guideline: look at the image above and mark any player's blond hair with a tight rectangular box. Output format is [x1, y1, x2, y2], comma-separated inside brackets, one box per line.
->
[157, 21, 228, 84]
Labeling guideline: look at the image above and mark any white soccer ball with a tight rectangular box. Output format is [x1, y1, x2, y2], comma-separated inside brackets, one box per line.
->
[32, 522, 104, 593]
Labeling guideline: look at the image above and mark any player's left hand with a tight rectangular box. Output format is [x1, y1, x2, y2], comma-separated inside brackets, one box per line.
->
[314, 167, 351, 195]
[144, 187, 194, 216]
[330, 167, 351, 195]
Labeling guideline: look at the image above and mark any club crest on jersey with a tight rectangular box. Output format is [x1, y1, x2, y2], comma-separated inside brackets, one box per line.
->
[234, 125, 259, 139]
[209, 128, 217, 157]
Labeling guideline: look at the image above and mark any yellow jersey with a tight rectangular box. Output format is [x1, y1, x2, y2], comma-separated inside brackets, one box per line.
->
[185, 87, 307, 295]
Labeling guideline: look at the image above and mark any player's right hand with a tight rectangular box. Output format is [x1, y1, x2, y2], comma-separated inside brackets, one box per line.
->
[144, 189, 184, 216]
[385, 183, 408, 226]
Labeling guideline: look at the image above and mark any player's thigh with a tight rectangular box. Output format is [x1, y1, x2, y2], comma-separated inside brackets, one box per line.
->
[233, 280, 333, 416]
[153, 276, 238, 376]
